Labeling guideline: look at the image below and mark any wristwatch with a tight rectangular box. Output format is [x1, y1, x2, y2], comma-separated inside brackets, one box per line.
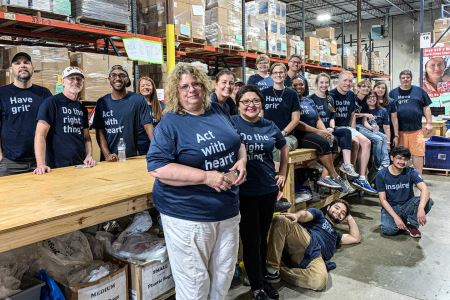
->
[281, 130, 287, 136]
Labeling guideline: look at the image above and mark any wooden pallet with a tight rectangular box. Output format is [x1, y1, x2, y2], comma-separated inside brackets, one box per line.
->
[175, 35, 206, 45]
[423, 167, 450, 176]
[306, 59, 320, 65]
[268, 53, 287, 59]
[0, 4, 69, 21]
[74, 16, 129, 31]
[218, 44, 244, 51]
[247, 49, 265, 54]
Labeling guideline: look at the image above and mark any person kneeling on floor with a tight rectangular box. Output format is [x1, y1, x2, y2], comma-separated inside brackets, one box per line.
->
[375, 146, 433, 238]
[265, 199, 361, 291]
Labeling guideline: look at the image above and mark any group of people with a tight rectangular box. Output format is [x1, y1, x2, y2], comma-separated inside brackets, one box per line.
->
[0, 51, 434, 300]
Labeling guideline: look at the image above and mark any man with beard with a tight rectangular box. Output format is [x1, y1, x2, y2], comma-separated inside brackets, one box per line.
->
[93, 65, 153, 161]
[264, 199, 361, 291]
[0, 52, 52, 176]
[33, 67, 95, 174]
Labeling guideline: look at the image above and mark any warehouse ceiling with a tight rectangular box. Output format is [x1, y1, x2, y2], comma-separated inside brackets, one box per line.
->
[285, 0, 443, 34]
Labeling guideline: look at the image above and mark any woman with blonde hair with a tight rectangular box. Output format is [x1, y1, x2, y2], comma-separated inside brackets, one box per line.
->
[147, 63, 247, 300]
[137, 76, 164, 154]
[247, 54, 271, 90]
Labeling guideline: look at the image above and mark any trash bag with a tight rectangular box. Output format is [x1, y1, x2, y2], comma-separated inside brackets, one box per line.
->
[113, 233, 167, 262]
[36, 270, 65, 300]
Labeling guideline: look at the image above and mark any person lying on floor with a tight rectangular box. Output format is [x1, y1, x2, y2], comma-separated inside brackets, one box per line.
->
[265, 199, 361, 291]
[375, 146, 433, 238]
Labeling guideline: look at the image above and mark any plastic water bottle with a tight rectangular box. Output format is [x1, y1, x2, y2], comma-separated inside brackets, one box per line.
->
[118, 138, 126, 162]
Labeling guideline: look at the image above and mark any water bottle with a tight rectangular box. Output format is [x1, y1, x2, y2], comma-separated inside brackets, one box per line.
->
[328, 136, 334, 148]
[117, 138, 126, 161]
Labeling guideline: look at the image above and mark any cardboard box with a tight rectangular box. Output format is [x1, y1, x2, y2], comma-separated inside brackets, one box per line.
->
[343, 55, 355, 70]
[304, 36, 320, 61]
[434, 29, 450, 44]
[330, 39, 338, 55]
[190, 1, 206, 39]
[316, 27, 335, 40]
[6, 46, 43, 71]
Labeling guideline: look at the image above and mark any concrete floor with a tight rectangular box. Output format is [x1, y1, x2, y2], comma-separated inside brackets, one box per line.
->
[227, 174, 450, 300]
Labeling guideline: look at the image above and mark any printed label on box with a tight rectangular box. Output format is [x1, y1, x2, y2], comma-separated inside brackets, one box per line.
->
[180, 24, 191, 36]
[192, 5, 204, 16]
[142, 260, 175, 299]
[76, 270, 127, 300]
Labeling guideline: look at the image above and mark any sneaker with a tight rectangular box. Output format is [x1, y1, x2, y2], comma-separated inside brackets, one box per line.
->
[274, 200, 291, 212]
[344, 178, 355, 193]
[406, 225, 422, 238]
[317, 177, 341, 189]
[339, 163, 359, 178]
[253, 289, 270, 300]
[295, 191, 313, 203]
[352, 178, 378, 195]
[265, 270, 281, 283]
[263, 282, 279, 299]
[332, 176, 349, 193]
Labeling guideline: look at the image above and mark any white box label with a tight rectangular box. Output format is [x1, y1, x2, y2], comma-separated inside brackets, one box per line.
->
[77, 270, 127, 300]
[142, 260, 175, 299]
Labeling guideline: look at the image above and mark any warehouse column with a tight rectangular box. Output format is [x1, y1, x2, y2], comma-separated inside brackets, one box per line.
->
[242, 0, 247, 81]
[356, 0, 362, 82]
[166, 0, 176, 73]
[419, 0, 424, 87]
[131, 0, 139, 91]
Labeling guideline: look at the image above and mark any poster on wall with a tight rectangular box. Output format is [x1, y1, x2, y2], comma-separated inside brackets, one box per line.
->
[423, 46, 450, 114]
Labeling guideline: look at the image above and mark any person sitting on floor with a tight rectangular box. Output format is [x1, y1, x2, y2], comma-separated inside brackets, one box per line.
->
[265, 199, 361, 291]
[375, 146, 433, 238]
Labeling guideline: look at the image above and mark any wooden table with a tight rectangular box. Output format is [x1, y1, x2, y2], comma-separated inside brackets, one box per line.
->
[0, 156, 153, 253]
[422, 120, 446, 138]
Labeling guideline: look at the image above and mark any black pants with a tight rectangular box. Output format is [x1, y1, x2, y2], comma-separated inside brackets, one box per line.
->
[296, 131, 333, 155]
[333, 127, 352, 150]
[239, 190, 278, 291]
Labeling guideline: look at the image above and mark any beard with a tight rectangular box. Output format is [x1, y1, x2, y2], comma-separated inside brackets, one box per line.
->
[16, 71, 32, 83]
[326, 211, 342, 224]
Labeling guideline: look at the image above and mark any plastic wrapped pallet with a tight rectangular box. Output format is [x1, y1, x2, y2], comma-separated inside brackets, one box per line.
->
[254, 0, 286, 56]
[246, 1, 266, 52]
[30, 0, 51, 12]
[72, 0, 130, 26]
[0, 0, 28, 8]
[287, 34, 304, 58]
[52, 0, 71, 16]
[205, 3, 242, 48]
[434, 18, 450, 44]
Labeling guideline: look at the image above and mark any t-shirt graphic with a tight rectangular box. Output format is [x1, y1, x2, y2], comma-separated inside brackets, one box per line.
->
[368, 107, 389, 133]
[0, 84, 52, 161]
[299, 97, 319, 127]
[329, 89, 356, 127]
[262, 87, 300, 131]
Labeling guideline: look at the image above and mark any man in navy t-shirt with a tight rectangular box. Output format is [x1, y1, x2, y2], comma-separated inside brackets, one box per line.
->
[375, 146, 433, 238]
[389, 70, 432, 174]
[93, 65, 153, 161]
[0, 52, 52, 176]
[265, 199, 361, 291]
[33, 67, 95, 174]
[284, 54, 309, 96]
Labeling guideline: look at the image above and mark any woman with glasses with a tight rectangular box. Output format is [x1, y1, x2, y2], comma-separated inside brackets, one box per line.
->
[247, 54, 271, 90]
[231, 85, 288, 300]
[137, 76, 164, 155]
[211, 69, 238, 115]
[147, 63, 247, 300]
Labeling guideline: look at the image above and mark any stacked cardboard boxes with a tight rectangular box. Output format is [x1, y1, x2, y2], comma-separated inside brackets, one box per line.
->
[286, 35, 304, 58]
[433, 18, 450, 45]
[205, 0, 242, 48]
[246, 1, 266, 53]
[304, 36, 320, 62]
[255, 0, 286, 56]
[231, 67, 256, 83]
[315, 27, 335, 40]
[1, 0, 71, 16]
[138, 63, 168, 89]
[138, 0, 205, 40]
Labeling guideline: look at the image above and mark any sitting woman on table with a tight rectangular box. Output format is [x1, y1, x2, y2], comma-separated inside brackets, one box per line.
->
[294, 88, 349, 192]
[231, 85, 288, 300]
[211, 69, 238, 115]
[147, 63, 247, 300]
[373, 80, 399, 147]
[310, 73, 358, 179]
[292, 77, 307, 99]
[137, 76, 164, 155]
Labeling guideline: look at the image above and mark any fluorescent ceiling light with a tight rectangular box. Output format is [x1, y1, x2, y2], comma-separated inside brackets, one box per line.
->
[317, 13, 331, 21]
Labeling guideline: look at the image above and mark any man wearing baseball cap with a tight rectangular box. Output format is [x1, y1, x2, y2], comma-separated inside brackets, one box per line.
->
[0, 52, 52, 176]
[93, 65, 153, 161]
[33, 66, 95, 174]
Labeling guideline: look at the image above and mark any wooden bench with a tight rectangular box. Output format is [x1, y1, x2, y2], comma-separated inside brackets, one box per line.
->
[282, 148, 342, 212]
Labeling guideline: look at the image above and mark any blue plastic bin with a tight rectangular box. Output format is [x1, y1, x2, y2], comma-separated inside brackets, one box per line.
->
[425, 136, 450, 169]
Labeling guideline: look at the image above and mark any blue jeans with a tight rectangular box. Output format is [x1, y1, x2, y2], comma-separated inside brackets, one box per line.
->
[356, 125, 390, 169]
[380, 197, 434, 235]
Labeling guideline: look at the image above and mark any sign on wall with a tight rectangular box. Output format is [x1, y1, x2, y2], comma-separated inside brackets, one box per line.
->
[423, 46, 450, 114]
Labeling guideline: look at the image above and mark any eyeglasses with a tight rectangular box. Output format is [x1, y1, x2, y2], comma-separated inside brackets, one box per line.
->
[240, 99, 262, 106]
[179, 82, 203, 92]
[109, 73, 128, 79]
[272, 71, 285, 75]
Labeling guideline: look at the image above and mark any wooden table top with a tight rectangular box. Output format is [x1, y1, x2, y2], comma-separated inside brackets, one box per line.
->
[0, 156, 154, 252]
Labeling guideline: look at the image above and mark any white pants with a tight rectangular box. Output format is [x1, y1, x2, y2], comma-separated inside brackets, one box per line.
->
[160, 213, 240, 300]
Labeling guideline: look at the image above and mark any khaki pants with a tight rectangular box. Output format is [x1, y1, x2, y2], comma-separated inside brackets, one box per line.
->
[273, 135, 297, 161]
[266, 215, 328, 290]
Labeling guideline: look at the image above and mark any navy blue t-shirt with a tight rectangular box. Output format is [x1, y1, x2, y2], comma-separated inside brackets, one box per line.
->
[299, 97, 319, 127]
[93, 92, 152, 158]
[247, 74, 272, 91]
[147, 103, 241, 222]
[389, 86, 431, 132]
[354, 97, 369, 125]
[369, 107, 389, 133]
[310, 94, 335, 128]
[211, 92, 238, 116]
[375, 166, 423, 206]
[0, 84, 52, 161]
[36, 93, 88, 168]
[231, 116, 286, 196]
[302, 208, 342, 265]
[285, 73, 309, 96]
[262, 87, 300, 131]
[137, 101, 165, 155]
[329, 89, 356, 127]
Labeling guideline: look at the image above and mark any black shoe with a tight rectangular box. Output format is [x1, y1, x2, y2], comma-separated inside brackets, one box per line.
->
[263, 282, 279, 299]
[274, 200, 291, 212]
[253, 289, 270, 300]
[264, 270, 281, 283]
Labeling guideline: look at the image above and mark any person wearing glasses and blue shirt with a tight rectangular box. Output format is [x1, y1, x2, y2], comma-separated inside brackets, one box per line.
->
[93, 65, 153, 161]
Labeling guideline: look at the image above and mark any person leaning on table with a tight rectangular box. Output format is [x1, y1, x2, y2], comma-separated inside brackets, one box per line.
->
[33, 67, 95, 174]
[146, 63, 247, 300]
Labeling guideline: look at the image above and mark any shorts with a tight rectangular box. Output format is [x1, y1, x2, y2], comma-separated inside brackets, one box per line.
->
[336, 126, 362, 138]
[399, 130, 425, 157]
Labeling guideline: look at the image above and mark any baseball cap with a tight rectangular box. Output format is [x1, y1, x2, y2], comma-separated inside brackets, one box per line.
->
[62, 66, 85, 79]
[11, 52, 32, 64]
[109, 65, 131, 87]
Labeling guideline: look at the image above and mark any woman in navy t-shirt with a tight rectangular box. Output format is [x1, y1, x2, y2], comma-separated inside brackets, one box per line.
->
[137, 76, 164, 155]
[247, 54, 271, 91]
[373, 80, 399, 147]
[231, 85, 287, 300]
[147, 63, 247, 300]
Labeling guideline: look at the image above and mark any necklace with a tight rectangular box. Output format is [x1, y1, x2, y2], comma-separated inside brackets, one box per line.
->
[273, 86, 285, 99]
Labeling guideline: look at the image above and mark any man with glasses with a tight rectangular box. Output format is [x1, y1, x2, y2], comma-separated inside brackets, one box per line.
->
[0, 52, 52, 176]
[389, 70, 432, 174]
[93, 65, 153, 160]
[33, 67, 95, 174]
[285, 54, 309, 96]
[375, 146, 433, 238]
